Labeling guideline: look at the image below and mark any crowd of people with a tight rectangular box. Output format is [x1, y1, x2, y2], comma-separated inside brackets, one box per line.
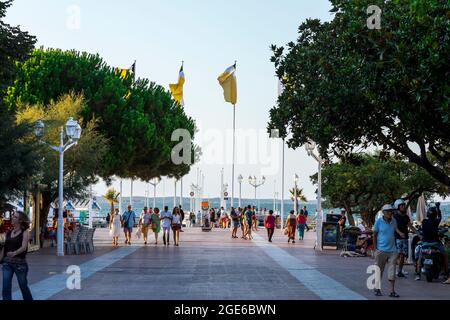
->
[109, 205, 185, 247]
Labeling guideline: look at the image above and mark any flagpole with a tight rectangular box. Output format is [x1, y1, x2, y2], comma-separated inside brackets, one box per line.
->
[231, 60, 237, 210]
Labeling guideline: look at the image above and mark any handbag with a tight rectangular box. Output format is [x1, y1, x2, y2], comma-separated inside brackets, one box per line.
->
[0, 233, 5, 246]
[284, 228, 288, 236]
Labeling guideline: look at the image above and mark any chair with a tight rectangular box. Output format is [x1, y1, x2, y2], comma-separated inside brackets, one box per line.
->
[77, 228, 89, 254]
[85, 228, 96, 253]
[64, 229, 80, 255]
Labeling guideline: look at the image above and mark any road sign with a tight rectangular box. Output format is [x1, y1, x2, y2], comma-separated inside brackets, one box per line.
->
[190, 192, 195, 197]
[224, 192, 229, 197]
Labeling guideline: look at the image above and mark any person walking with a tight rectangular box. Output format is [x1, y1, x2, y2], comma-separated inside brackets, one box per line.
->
[264, 210, 276, 243]
[139, 207, 152, 245]
[285, 210, 297, 243]
[210, 208, 216, 229]
[1, 211, 33, 300]
[303, 206, 310, 232]
[393, 199, 414, 278]
[239, 208, 246, 239]
[172, 207, 182, 246]
[373, 204, 405, 298]
[151, 208, 161, 245]
[122, 205, 136, 245]
[179, 205, 185, 233]
[338, 209, 347, 234]
[297, 210, 307, 240]
[110, 208, 122, 246]
[189, 211, 196, 227]
[252, 208, 258, 232]
[244, 206, 254, 240]
[160, 206, 173, 246]
[230, 207, 240, 239]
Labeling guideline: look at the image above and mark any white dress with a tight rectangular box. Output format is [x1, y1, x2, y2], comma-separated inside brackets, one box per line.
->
[111, 214, 122, 237]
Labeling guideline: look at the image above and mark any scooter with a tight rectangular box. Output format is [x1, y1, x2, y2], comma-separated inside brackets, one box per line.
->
[419, 227, 448, 282]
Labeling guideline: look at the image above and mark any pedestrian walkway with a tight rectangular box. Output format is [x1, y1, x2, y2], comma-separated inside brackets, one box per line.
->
[5, 227, 449, 300]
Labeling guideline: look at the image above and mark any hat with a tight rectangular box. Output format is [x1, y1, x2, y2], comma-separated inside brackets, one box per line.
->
[382, 204, 394, 212]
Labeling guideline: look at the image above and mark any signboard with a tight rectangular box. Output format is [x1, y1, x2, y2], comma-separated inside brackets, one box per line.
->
[322, 222, 340, 249]
[201, 201, 209, 211]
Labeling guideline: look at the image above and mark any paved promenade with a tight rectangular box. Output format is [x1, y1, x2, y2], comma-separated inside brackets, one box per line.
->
[3, 227, 449, 300]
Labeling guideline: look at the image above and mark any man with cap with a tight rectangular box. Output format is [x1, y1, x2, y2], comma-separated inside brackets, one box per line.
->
[372, 204, 405, 298]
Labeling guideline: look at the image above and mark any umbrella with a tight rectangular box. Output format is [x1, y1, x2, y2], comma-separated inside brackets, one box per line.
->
[416, 194, 426, 223]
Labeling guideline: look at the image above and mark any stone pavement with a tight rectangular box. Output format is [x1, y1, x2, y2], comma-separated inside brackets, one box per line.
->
[3, 226, 449, 300]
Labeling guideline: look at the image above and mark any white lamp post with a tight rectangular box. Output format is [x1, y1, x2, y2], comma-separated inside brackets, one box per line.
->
[237, 174, 243, 208]
[149, 178, 161, 209]
[35, 117, 82, 257]
[248, 176, 265, 208]
[305, 140, 323, 251]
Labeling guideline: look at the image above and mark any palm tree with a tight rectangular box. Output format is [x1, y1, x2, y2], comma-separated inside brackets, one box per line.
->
[289, 187, 307, 213]
[104, 188, 120, 221]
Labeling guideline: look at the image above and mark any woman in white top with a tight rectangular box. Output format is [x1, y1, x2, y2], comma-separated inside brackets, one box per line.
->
[110, 208, 122, 246]
[171, 207, 182, 246]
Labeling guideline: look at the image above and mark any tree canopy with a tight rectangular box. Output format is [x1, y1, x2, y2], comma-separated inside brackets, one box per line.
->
[269, 0, 450, 187]
[7, 47, 197, 181]
[0, 0, 40, 207]
[311, 152, 449, 226]
[16, 93, 109, 227]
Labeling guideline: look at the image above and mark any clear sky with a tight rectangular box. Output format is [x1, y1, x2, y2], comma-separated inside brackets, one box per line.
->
[6, 0, 335, 201]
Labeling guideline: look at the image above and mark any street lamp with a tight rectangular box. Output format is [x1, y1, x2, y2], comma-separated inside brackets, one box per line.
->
[248, 175, 265, 208]
[35, 117, 82, 256]
[237, 174, 243, 208]
[149, 178, 161, 209]
[305, 140, 323, 251]
[294, 174, 299, 214]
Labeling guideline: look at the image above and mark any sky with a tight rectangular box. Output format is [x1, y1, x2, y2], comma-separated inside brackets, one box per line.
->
[5, 0, 337, 202]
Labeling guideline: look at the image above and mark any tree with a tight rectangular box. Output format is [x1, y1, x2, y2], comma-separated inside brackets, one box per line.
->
[16, 93, 108, 229]
[103, 188, 120, 221]
[289, 187, 307, 213]
[0, 0, 40, 207]
[7, 48, 198, 181]
[311, 153, 449, 227]
[269, 0, 450, 187]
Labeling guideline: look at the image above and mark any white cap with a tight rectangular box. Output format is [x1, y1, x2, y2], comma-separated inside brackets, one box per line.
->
[382, 204, 395, 212]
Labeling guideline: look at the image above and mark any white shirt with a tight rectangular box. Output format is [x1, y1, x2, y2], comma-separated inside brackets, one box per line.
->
[172, 214, 181, 224]
[160, 210, 173, 228]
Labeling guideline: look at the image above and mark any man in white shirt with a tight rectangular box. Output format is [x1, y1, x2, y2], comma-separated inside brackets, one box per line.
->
[160, 206, 173, 246]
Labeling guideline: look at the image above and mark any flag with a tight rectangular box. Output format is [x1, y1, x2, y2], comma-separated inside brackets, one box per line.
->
[169, 65, 185, 106]
[116, 61, 136, 79]
[218, 63, 237, 105]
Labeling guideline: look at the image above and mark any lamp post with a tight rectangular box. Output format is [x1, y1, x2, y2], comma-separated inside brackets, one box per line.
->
[35, 117, 82, 257]
[149, 178, 161, 209]
[305, 140, 323, 251]
[294, 174, 299, 214]
[248, 176, 265, 208]
[237, 174, 243, 208]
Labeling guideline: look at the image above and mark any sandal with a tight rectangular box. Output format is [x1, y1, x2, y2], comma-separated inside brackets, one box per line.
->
[389, 292, 400, 298]
[442, 280, 450, 285]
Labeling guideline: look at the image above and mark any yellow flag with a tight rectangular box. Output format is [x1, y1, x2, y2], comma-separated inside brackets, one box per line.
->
[218, 64, 237, 105]
[169, 65, 185, 106]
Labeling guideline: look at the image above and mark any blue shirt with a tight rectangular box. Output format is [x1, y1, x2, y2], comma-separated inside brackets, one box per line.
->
[373, 217, 397, 253]
[122, 210, 136, 228]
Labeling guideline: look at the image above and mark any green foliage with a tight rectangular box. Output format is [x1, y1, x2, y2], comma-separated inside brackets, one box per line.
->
[103, 188, 120, 216]
[8, 47, 198, 181]
[0, 0, 39, 206]
[269, 0, 450, 187]
[16, 94, 109, 225]
[311, 153, 449, 225]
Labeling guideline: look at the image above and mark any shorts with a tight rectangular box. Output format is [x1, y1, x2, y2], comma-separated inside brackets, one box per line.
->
[172, 224, 181, 231]
[395, 239, 409, 256]
[232, 219, 240, 228]
[124, 227, 133, 233]
[421, 242, 445, 254]
[374, 250, 398, 281]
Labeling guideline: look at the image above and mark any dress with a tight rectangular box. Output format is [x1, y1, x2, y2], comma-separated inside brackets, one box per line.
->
[111, 214, 122, 237]
[151, 213, 161, 233]
[286, 215, 297, 240]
